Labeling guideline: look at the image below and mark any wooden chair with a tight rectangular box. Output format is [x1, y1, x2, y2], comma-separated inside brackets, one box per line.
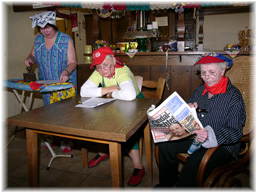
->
[135, 76, 143, 92]
[139, 77, 166, 159]
[155, 56, 254, 187]
[141, 78, 166, 101]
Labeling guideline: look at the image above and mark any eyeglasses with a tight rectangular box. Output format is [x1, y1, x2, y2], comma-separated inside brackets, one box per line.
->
[95, 63, 111, 71]
[200, 70, 220, 78]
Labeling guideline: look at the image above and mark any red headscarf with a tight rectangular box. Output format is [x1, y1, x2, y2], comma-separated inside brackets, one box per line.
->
[90, 47, 124, 69]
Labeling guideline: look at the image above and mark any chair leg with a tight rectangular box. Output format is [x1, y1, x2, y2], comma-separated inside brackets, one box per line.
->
[155, 144, 159, 167]
[217, 169, 249, 187]
[82, 147, 88, 170]
[144, 122, 153, 182]
[139, 136, 143, 160]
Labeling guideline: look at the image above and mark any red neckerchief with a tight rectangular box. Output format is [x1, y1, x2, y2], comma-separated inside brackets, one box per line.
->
[107, 57, 124, 79]
[114, 57, 124, 68]
[202, 76, 228, 95]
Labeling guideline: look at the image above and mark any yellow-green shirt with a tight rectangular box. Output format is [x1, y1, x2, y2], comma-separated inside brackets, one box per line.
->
[89, 65, 140, 96]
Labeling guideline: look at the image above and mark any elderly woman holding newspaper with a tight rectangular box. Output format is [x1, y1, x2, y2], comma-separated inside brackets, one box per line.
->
[155, 52, 246, 187]
[80, 47, 145, 186]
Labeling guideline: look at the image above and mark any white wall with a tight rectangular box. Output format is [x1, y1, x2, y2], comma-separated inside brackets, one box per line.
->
[203, 12, 252, 50]
[2, 4, 89, 118]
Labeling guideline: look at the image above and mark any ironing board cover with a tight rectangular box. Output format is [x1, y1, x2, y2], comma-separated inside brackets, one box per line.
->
[4, 79, 73, 92]
[4, 79, 76, 104]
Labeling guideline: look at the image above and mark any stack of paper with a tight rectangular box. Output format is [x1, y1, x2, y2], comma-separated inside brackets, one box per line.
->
[75, 97, 116, 108]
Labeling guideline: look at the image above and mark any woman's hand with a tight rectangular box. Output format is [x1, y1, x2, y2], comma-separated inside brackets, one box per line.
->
[59, 71, 69, 83]
[105, 85, 120, 97]
[193, 128, 208, 143]
[107, 85, 120, 94]
[187, 102, 198, 109]
[102, 85, 120, 97]
[24, 57, 34, 67]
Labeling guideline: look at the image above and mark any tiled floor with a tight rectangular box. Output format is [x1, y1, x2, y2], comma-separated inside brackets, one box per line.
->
[4, 125, 251, 190]
[4, 125, 160, 189]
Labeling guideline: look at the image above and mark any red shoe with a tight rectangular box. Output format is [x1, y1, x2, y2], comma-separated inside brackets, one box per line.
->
[62, 147, 73, 153]
[127, 166, 145, 186]
[88, 154, 109, 168]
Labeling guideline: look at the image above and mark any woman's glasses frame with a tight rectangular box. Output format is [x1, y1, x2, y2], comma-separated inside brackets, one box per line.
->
[95, 63, 111, 71]
[200, 69, 221, 78]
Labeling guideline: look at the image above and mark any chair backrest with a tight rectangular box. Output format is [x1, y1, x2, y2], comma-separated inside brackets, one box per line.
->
[135, 76, 143, 92]
[141, 78, 166, 100]
[225, 56, 253, 136]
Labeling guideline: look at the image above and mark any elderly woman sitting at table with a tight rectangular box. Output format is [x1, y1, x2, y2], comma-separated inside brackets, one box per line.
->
[155, 53, 246, 187]
[80, 47, 145, 186]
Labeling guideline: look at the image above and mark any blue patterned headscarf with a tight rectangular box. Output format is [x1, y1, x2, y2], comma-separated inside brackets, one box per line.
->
[30, 11, 56, 28]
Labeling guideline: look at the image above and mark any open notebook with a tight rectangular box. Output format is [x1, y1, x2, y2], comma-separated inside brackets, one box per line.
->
[75, 97, 116, 108]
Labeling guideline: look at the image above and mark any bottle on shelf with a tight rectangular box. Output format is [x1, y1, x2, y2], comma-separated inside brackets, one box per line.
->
[125, 43, 128, 52]
[128, 42, 132, 50]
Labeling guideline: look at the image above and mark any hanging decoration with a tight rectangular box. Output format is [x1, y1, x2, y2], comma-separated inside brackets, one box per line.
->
[96, 9, 113, 18]
[71, 13, 78, 32]
[103, 2, 126, 10]
[225, 50, 240, 59]
[101, 2, 125, 19]
[56, 11, 79, 32]
[150, 2, 175, 10]
[173, 2, 185, 14]
[32, 2, 248, 11]
[81, 3, 104, 10]
[201, 3, 232, 7]
[183, 3, 201, 8]
[126, 2, 150, 11]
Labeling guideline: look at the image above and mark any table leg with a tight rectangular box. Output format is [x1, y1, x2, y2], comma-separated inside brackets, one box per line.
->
[144, 123, 153, 182]
[109, 142, 122, 188]
[26, 129, 39, 187]
[82, 147, 88, 170]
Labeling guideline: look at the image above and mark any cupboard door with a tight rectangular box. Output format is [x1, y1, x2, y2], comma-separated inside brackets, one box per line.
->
[77, 65, 92, 94]
[99, 18, 112, 42]
[132, 65, 151, 80]
[170, 65, 191, 101]
[151, 65, 166, 81]
[151, 65, 172, 101]
[191, 65, 203, 95]
[84, 15, 94, 45]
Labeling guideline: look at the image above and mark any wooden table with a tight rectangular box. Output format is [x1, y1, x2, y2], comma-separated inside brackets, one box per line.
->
[6, 96, 159, 188]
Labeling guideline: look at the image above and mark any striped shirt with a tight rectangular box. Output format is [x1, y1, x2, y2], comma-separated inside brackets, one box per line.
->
[187, 78, 246, 160]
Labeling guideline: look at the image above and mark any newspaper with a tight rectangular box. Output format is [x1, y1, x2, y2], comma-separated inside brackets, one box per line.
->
[147, 91, 203, 143]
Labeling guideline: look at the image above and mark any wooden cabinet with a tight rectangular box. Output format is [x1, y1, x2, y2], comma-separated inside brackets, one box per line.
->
[118, 52, 203, 101]
[183, 9, 196, 49]
[85, 9, 190, 45]
[77, 64, 92, 94]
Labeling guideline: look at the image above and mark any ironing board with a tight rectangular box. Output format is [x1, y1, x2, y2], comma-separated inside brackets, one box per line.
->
[4, 79, 74, 169]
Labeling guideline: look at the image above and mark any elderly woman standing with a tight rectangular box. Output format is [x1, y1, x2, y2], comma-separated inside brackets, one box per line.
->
[24, 11, 77, 106]
[155, 53, 246, 187]
[80, 46, 145, 186]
